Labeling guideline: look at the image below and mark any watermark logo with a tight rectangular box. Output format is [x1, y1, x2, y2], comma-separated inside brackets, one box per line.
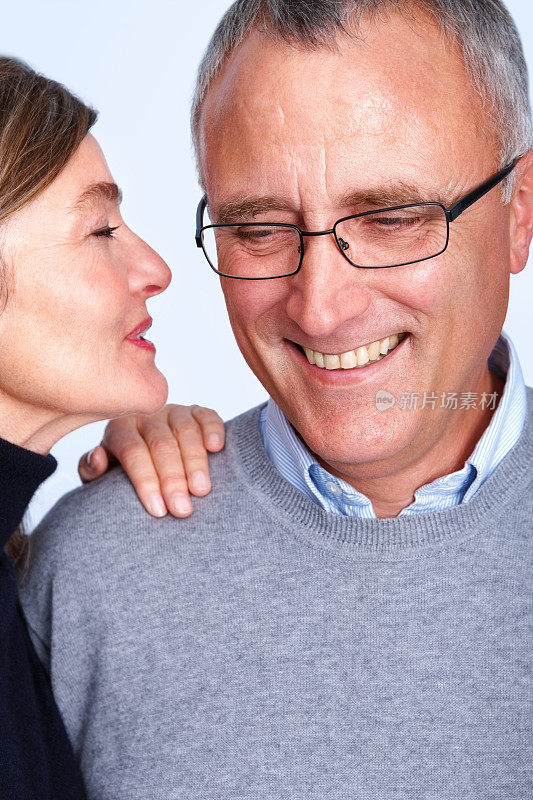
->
[375, 389, 499, 412]
[375, 389, 396, 412]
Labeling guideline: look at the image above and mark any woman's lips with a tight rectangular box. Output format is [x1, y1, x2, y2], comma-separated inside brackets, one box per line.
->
[127, 337, 156, 352]
[126, 317, 155, 352]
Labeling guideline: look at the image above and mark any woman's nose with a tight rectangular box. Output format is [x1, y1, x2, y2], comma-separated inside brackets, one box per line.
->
[129, 236, 172, 298]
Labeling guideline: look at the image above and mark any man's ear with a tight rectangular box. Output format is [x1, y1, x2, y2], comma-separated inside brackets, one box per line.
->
[509, 148, 533, 275]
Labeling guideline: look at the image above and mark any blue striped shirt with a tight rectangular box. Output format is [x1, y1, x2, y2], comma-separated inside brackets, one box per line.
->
[259, 331, 526, 518]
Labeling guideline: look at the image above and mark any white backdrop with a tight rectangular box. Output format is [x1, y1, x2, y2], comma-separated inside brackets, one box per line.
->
[3, 0, 531, 528]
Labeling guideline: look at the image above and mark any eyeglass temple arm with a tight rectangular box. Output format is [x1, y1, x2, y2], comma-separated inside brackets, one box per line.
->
[445, 158, 519, 223]
[195, 196, 208, 246]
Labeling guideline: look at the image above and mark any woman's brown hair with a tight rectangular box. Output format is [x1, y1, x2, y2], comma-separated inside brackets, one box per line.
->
[0, 56, 97, 568]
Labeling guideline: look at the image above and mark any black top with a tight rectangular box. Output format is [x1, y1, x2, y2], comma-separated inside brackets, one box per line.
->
[0, 436, 87, 799]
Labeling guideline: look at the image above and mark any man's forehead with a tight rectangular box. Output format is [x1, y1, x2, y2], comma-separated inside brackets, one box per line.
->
[206, 31, 478, 129]
[199, 12, 497, 208]
[204, 33, 399, 134]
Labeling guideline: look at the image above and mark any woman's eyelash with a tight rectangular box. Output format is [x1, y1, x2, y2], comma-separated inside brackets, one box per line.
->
[93, 225, 120, 239]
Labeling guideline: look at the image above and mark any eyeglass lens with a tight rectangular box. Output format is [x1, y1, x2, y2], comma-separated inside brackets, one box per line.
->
[201, 203, 448, 277]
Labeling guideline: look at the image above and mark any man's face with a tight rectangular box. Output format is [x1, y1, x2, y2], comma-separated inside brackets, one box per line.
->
[199, 10, 519, 479]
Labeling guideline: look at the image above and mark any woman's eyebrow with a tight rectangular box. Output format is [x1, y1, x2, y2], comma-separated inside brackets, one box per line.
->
[71, 181, 123, 213]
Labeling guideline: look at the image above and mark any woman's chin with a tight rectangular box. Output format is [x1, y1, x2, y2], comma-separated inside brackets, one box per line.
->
[135, 373, 169, 415]
[107, 371, 169, 418]
[55, 367, 169, 422]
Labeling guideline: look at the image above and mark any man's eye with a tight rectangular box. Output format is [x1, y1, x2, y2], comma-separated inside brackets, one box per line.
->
[371, 216, 420, 227]
[237, 227, 275, 239]
[93, 225, 120, 239]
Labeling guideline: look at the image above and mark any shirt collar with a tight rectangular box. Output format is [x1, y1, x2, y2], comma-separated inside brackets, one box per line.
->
[462, 329, 526, 501]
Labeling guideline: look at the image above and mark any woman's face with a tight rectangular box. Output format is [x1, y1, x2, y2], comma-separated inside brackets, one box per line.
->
[0, 134, 171, 440]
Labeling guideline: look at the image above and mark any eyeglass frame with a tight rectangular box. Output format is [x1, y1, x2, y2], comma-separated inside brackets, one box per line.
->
[195, 157, 520, 279]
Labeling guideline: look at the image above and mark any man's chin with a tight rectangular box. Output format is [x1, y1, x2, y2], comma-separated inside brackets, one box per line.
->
[282, 403, 414, 476]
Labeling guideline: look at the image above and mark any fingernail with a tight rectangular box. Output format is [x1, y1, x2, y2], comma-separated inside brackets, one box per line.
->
[148, 495, 167, 518]
[206, 434, 222, 446]
[172, 494, 193, 516]
[191, 470, 210, 492]
[87, 448, 97, 469]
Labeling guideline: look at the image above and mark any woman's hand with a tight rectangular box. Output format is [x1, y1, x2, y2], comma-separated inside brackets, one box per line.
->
[78, 405, 225, 518]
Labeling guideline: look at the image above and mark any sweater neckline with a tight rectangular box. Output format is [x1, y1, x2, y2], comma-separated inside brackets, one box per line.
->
[0, 437, 57, 547]
[230, 387, 533, 561]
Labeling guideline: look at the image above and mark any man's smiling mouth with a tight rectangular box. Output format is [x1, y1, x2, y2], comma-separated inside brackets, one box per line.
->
[295, 332, 407, 371]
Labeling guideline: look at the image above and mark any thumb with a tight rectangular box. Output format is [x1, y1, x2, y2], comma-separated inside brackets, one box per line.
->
[78, 445, 109, 483]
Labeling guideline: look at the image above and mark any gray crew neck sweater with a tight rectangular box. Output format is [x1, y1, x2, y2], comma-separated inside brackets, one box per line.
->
[20, 391, 533, 800]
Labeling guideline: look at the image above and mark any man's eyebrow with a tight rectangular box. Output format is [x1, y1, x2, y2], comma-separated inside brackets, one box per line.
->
[213, 196, 294, 223]
[71, 181, 123, 212]
[338, 182, 447, 209]
[212, 183, 448, 223]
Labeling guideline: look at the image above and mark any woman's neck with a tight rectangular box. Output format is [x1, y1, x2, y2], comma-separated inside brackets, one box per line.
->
[0, 395, 102, 455]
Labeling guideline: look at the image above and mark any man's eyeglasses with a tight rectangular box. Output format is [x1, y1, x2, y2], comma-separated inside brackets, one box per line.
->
[195, 158, 519, 279]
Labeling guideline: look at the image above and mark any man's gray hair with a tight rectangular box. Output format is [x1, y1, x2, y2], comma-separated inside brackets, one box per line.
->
[192, 0, 532, 202]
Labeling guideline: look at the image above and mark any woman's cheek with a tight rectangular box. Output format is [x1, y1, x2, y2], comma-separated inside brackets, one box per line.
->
[79, 258, 131, 335]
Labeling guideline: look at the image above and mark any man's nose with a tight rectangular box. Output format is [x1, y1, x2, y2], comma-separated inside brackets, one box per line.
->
[128, 235, 172, 299]
[284, 232, 372, 337]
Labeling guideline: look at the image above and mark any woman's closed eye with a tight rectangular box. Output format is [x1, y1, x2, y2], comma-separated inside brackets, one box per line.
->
[92, 224, 120, 239]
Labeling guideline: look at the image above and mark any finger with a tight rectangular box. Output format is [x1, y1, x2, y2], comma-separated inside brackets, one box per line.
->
[78, 445, 109, 483]
[167, 408, 213, 497]
[103, 423, 169, 518]
[190, 405, 226, 451]
[136, 417, 195, 517]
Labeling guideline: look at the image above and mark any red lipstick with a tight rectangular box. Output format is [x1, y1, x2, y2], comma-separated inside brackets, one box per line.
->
[126, 317, 156, 352]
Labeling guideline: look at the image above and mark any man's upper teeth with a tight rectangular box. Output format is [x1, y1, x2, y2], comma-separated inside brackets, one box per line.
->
[303, 333, 405, 369]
